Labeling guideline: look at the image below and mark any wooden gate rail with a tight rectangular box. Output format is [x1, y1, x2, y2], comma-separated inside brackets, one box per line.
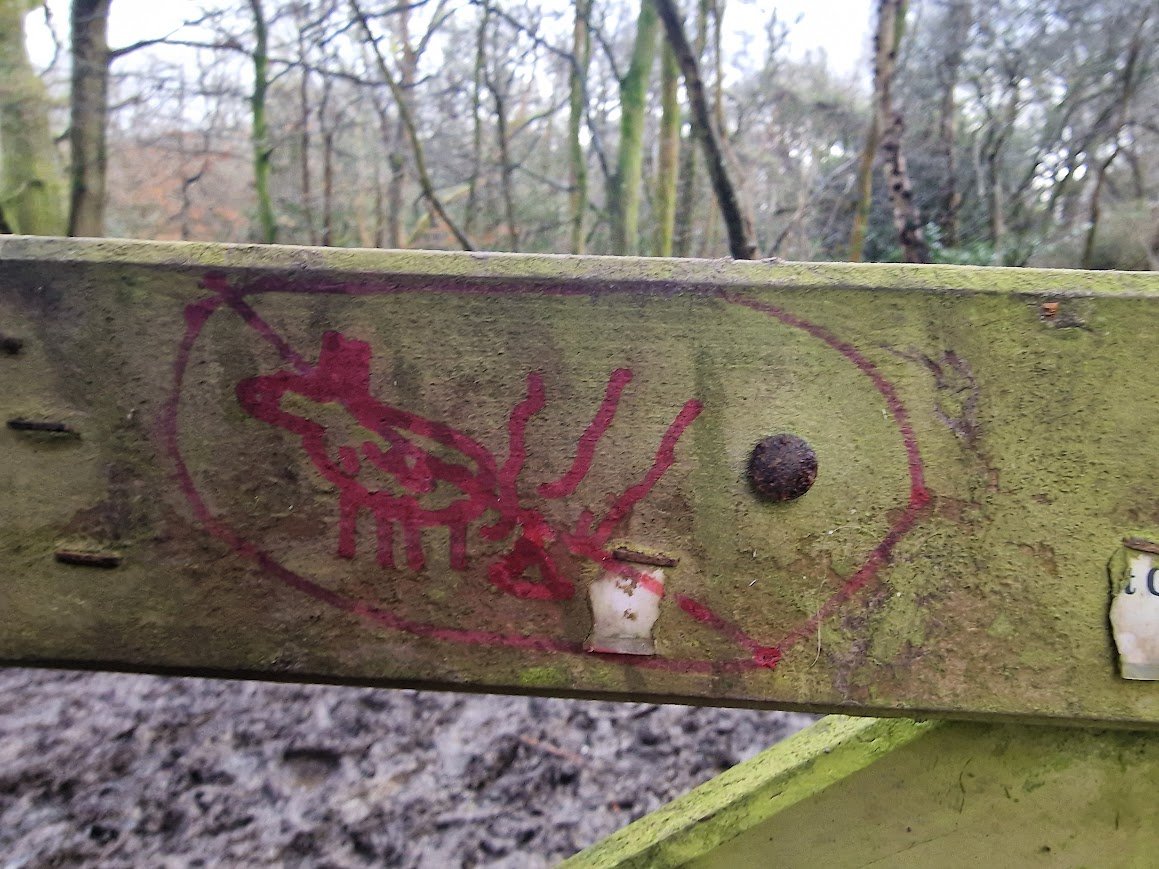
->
[2, 236, 1158, 729]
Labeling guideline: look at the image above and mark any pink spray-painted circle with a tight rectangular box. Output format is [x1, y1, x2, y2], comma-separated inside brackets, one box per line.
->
[162, 275, 930, 675]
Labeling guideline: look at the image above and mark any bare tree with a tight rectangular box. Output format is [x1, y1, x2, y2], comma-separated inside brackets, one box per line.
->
[933, 0, 970, 247]
[849, 0, 928, 263]
[349, 0, 474, 250]
[12, 0, 1152, 269]
[653, 40, 679, 256]
[248, 0, 277, 242]
[68, 0, 111, 236]
[1080, 14, 1150, 268]
[567, 0, 590, 253]
[672, 0, 709, 257]
[654, 0, 757, 259]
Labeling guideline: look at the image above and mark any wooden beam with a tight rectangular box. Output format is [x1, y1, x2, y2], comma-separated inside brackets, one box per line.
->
[1, 236, 1158, 725]
[565, 714, 1159, 866]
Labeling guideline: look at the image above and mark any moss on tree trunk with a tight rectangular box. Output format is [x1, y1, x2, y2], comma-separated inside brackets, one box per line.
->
[653, 42, 680, 257]
[68, 0, 111, 238]
[0, 0, 65, 236]
[609, 0, 659, 256]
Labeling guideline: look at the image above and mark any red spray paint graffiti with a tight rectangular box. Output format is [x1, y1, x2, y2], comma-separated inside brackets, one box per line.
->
[234, 327, 699, 603]
[162, 273, 930, 674]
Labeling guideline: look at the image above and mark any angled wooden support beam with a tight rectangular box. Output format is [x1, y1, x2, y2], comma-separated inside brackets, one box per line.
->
[1, 236, 1158, 725]
[566, 714, 1159, 867]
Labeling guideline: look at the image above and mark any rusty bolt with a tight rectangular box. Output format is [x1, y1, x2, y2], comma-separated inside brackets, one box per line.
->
[747, 434, 817, 502]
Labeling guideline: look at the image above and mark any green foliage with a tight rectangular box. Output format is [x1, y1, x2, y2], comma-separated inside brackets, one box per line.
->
[924, 224, 995, 266]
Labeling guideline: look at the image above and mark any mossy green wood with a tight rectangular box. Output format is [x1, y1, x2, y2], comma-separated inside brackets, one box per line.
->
[2, 237, 1159, 725]
[567, 714, 1159, 867]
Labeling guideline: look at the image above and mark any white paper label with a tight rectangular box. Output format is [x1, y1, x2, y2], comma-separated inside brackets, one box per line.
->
[1110, 550, 1159, 680]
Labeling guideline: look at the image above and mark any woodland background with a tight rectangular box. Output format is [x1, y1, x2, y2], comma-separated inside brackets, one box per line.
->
[2, 0, 1158, 269]
[3, 1, 1159, 863]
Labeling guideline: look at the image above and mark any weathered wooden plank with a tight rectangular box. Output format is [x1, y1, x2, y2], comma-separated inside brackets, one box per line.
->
[566, 715, 1159, 867]
[1, 236, 1158, 724]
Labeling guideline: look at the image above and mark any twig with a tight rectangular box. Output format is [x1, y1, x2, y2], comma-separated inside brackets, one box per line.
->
[518, 735, 585, 766]
[348, 0, 474, 250]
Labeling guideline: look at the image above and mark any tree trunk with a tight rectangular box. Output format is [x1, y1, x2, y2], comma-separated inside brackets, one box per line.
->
[703, 0, 727, 257]
[373, 159, 385, 247]
[882, 111, 929, 263]
[567, 0, 591, 254]
[1080, 22, 1145, 270]
[855, 0, 928, 263]
[1080, 148, 1115, 269]
[492, 87, 519, 251]
[609, 0, 659, 256]
[297, 27, 316, 245]
[386, 150, 404, 248]
[0, 0, 66, 235]
[464, 6, 488, 241]
[1148, 208, 1159, 271]
[935, 0, 970, 248]
[321, 129, 335, 246]
[391, 0, 416, 247]
[673, 0, 709, 258]
[936, 87, 960, 248]
[982, 78, 1017, 258]
[654, 0, 757, 259]
[367, 95, 402, 248]
[653, 41, 680, 256]
[987, 148, 1005, 252]
[248, 0, 276, 243]
[847, 118, 880, 261]
[711, 0, 724, 133]
[849, 0, 904, 261]
[68, 0, 111, 237]
[316, 71, 339, 247]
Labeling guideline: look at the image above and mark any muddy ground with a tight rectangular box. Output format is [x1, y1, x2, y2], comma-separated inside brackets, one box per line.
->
[0, 669, 812, 867]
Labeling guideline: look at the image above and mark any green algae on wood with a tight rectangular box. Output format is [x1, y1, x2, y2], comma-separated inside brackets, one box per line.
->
[562, 716, 935, 868]
[568, 714, 1159, 867]
[1, 237, 1158, 726]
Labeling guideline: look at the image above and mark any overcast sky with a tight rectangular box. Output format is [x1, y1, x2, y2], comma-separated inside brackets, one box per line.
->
[27, 0, 873, 81]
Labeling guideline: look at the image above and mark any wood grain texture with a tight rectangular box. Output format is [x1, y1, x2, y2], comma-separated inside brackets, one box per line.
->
[1, 237, 1158, 724]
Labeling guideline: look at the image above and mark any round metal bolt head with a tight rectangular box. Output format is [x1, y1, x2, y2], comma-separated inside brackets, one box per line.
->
[747, 434, 817, 501]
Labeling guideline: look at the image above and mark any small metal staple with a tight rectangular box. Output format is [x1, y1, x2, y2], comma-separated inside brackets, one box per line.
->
[611, 548, 679, 568]
[1124, 537, 1159, 555]
[54, 550, 122, 569]
[7, 419, 79, 436]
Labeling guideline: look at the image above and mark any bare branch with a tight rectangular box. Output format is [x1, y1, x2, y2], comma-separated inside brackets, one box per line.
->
[349, 0, 474, 250]
[653, 0, 757, 259]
